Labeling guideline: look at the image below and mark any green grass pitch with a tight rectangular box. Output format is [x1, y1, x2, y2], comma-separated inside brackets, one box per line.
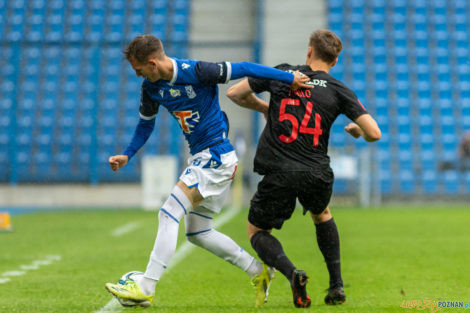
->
[0, 206, 469, 313]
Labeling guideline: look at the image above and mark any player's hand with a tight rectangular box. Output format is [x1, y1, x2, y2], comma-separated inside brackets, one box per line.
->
[290, 71, 312, 90]
[345, 123, 363, 139]
[109, 155, 129, 171]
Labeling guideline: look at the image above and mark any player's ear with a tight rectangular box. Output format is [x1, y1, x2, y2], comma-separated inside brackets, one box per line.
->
[307, 46, 313, 59]
[148, 59, 158, 70]
[331, 57, 338, 67]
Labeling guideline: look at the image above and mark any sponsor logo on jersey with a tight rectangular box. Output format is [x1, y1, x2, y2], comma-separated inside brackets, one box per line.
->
[173, 110, 200, 134]
[170, 88, 181, 97]
[182, 63, 191, 69]
[185, 168, 191, 175]
[306, 79, 327, 87]
[185, 85, 197, 99]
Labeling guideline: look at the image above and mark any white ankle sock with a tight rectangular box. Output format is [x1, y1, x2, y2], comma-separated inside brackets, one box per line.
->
[246, 258, 264, 278]
[135, 275, 157, 296]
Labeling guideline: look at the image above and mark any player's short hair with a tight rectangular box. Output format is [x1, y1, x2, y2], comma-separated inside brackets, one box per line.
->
[308, 30, 343, 64]
[123, 35, 165, 64]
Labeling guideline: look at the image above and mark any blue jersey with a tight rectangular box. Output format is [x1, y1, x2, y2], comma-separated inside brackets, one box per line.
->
[122, 58, 295, 159]
[139, 58, 231, 154]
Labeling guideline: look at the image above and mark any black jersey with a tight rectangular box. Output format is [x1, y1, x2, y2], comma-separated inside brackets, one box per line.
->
[248, 64, 367, 181]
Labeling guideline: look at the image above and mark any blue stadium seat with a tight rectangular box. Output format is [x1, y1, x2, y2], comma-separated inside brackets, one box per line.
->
[421, 170, 437, 193]
[0, 0, 186, 183]
[443, 171, 459, 193]
[399, 169, 415, 193]
[107, 12, 125, 42]
[6, 2, 26, 41]
[86, 10, 105, 42]
[126, 13, 146, 40]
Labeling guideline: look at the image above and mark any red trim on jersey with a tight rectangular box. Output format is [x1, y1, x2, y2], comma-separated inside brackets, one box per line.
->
[358, 99, 366, 110]
[230, 165, 238, 180]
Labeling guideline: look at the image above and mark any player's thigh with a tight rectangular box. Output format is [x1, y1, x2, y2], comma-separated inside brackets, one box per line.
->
[297, 172, 333, 215]
[249, 172, 297, 230]
[180, 149, 237, 213]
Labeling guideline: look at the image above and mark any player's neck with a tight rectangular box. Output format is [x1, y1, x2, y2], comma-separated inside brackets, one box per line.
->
[306, 59, 331, 73]
[158, 56, 175, 81]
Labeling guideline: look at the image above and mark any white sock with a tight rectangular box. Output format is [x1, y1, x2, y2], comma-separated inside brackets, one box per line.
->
[185, 209, 259, 277]
[246, 258, 264, 278]
[143, 186, 192, 294]
[135, 275, 157, 296]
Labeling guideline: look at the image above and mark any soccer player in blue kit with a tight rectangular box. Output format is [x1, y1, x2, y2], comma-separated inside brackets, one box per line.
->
[104, 35, 311, 308]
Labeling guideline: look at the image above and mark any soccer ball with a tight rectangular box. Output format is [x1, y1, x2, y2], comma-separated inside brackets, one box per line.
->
[118, 270, 144, 285]
[115, 271, 151, 308]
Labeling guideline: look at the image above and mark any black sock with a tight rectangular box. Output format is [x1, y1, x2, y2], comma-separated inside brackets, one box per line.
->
[315, 218, 343, 289]
[250, 231, 296, 283]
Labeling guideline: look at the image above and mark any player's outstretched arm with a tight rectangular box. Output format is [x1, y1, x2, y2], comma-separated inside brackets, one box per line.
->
[226, 79, 269, 118]
[229, 62, 311, 90]
[109, 155, 129, 171]
[345, 114, 381, 142]
[192, 61, 311, 90]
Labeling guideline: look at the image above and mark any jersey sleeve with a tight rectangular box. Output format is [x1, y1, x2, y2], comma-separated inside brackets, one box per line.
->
[246, 63, 290, 93]
[139, 84, 159, 120]
[193, 61, 295, 86]
[247, 77, 271, 93]
[337, 84, 368, 121]
[122, 118, 155, 160]
[194, 61, 231, 85]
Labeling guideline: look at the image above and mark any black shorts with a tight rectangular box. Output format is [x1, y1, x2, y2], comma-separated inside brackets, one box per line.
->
[249, 171, 333, 230]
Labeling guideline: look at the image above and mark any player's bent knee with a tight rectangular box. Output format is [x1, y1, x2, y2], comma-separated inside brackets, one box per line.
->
[186, 229, 212, 246]
[311, 207, 332, 224]
[186, 234, 199, 245]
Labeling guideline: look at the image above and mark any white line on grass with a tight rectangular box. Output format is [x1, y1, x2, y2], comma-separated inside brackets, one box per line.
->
[93, 206, 241, 313]
[111, 222, 140, 237]
[0, 255, 61, 284]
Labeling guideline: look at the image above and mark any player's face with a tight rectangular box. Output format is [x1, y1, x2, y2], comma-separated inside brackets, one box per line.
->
[128, 56, 160, 82]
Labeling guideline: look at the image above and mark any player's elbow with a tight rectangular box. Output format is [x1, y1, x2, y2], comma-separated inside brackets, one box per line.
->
[365, 128, 381, 142]
[226, 86, 241, 103]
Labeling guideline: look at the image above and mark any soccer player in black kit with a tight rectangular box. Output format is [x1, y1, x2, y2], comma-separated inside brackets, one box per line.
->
[227, 29, 381, 308]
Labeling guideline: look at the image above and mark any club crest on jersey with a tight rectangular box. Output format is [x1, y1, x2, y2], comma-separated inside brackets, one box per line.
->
[170, 88, 181, 97]
[185, 85, 197, 99]
[182, 63, 191, 69]
[173, 110, 200, 134]
[192, 157, 202, 166]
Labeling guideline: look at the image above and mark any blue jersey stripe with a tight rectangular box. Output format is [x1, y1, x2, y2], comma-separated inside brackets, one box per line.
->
[187, 183, 199, 189]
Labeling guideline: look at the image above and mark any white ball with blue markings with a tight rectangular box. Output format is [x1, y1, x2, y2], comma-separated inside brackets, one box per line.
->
[118, 271, 144, 285]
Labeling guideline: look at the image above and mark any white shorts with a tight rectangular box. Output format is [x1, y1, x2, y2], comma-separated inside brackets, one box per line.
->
[179, 144, 238, 213]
